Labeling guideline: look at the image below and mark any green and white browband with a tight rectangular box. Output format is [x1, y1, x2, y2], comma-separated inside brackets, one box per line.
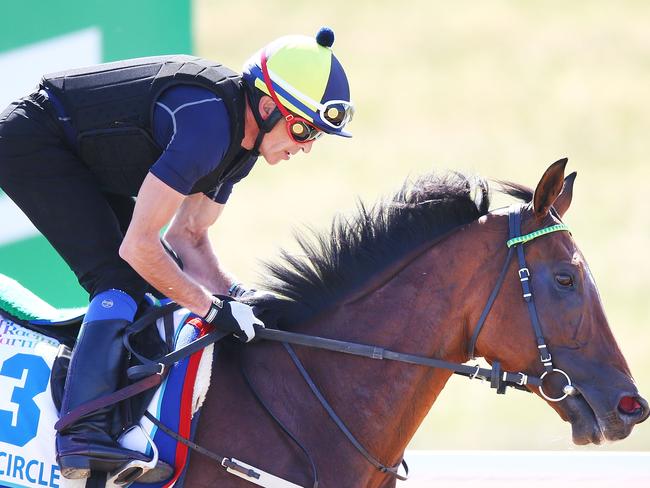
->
[506, 223, 570, 248]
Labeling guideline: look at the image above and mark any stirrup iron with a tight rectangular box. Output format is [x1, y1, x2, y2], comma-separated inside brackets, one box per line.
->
[108, 425, 173, 485]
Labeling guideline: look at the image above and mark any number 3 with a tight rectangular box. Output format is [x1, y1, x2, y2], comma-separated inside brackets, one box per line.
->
[0, 354, 50, 447]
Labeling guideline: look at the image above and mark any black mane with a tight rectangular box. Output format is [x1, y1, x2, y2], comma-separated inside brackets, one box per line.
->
[497, 180, 534, 202]
[255, 171, 493, 327]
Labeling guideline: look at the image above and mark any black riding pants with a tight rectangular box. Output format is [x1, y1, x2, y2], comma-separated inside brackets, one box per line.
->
[0, 92, 148, 301]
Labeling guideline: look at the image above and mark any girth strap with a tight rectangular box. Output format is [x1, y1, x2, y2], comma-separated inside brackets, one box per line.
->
[143, 411, 263, 481]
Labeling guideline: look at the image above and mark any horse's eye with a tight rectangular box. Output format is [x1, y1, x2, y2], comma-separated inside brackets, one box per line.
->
[555, 274, 574, 288]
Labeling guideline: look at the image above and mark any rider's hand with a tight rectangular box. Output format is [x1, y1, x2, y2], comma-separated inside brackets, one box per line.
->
[203, 295, 264, 342]
[228, 282, 264, 300]
[228, 282, 275, 302]
[227, 282, 249, 299]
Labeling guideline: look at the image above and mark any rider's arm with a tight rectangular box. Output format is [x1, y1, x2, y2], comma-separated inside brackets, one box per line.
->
[119, 173, 213, 317]
[163, 191, 236, 295]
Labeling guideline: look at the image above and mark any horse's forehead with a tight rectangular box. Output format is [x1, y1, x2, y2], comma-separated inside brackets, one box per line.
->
[485, 207, 582, 261]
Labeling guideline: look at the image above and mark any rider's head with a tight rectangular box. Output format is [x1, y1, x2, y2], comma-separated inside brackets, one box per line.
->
[242, 27, 353, 162]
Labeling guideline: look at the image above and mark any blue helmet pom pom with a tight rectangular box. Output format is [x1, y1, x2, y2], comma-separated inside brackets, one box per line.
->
[316, 27, 335, 48]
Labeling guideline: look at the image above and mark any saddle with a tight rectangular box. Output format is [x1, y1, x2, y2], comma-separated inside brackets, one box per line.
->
[0, 273, 218, 488]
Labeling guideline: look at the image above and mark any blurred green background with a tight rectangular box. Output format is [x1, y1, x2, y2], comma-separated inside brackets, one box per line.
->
[0, 0, 192, 306]
[1, 0, 648, 451]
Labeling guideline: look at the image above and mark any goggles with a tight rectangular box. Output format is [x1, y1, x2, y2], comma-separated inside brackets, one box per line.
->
[260, 52, 350, 142]
[317, 99, 354, 130]
[285, 115, 323, 143]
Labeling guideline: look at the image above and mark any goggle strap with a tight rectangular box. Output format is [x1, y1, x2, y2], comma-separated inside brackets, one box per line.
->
[260, 52, 292, 120]
[261, 51, 321, 143]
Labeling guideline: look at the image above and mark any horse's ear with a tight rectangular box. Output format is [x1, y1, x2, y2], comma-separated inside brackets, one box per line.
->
[553, 171, 577, 218]
[533, 158, 568, 221]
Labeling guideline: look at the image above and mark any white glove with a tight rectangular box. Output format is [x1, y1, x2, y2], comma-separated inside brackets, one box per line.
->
[203, 296, 264, 342]
[228, 301, 265, 342]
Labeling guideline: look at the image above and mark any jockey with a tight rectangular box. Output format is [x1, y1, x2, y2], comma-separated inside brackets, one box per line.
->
[0, 27, 352, 480]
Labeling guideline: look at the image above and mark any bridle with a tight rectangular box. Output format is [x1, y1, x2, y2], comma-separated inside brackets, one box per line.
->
[466, 203, 576, 402]
[64, 204, 579, 486]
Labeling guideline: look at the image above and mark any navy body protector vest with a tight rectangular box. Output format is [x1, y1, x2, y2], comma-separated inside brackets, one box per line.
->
[40, 55, 250, 196]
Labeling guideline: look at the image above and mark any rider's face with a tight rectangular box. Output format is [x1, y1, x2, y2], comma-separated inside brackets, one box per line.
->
[258, 119, 315, 166]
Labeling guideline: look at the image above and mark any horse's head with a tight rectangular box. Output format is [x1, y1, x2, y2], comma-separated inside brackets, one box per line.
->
[476, 158, 648, 445]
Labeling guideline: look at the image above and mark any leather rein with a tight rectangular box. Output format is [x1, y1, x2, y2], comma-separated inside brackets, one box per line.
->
[56, 203, 577, 486]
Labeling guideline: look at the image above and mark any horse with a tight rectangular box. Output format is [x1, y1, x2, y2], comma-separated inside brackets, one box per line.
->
[176, 158, 647, 487]
[0, 159, 647, 488]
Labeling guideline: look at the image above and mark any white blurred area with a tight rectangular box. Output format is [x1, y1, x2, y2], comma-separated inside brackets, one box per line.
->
[0, 27, 102, 109]
[0, 27, 102, 244]
[397, 450, 650, 487]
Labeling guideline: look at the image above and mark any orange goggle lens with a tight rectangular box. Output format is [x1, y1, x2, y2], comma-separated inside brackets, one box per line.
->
[287, 117, 322, 143]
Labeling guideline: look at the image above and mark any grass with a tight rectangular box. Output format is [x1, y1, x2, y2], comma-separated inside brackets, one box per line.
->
[195, 0, 650, 450]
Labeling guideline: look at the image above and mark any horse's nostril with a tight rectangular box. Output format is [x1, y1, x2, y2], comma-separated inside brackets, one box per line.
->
[618, 396, 648, 421]
[618, 396, 641, 414]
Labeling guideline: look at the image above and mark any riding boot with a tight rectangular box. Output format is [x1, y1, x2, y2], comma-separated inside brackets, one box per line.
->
[56, 317, 151, 479]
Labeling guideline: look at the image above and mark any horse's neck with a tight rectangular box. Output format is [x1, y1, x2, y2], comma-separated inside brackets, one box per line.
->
[302, 215, 503, 473]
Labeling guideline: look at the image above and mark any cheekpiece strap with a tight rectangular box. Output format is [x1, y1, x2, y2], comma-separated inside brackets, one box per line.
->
[508, 205, 563, 374]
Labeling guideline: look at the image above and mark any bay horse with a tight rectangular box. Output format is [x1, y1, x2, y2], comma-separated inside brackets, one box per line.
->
[1, 159, 644, 487]
[178, 159, 647, 487]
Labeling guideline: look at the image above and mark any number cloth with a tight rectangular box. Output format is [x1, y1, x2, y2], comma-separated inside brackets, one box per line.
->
[0, 306, 214, 488]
